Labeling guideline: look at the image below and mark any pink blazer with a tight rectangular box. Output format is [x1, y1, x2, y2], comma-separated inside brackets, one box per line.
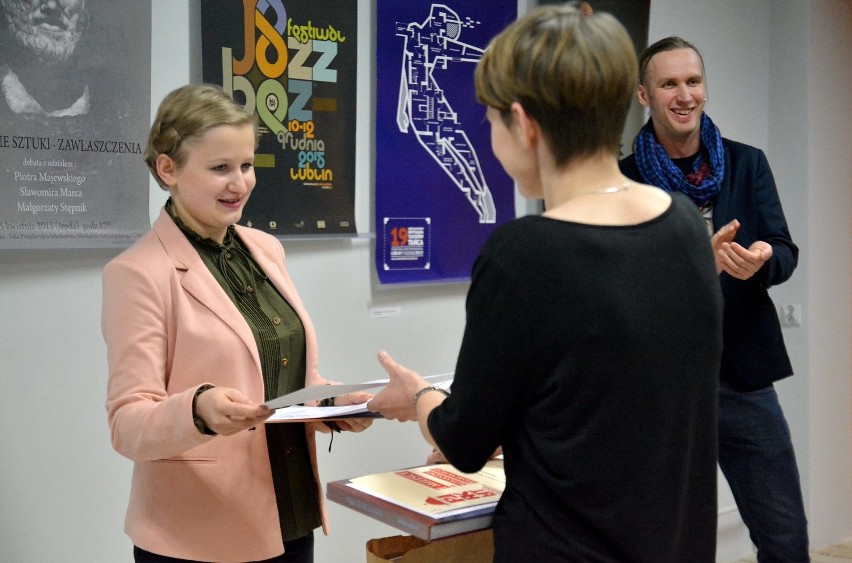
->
[103, 209, 330, 562]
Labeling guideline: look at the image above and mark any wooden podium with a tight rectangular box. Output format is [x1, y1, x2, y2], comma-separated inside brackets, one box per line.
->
[365, 529, 494, 563]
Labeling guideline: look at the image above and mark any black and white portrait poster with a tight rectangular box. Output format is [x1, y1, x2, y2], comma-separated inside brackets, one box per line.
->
[201, 0, 358, 237]
[0, 0, 151, 249]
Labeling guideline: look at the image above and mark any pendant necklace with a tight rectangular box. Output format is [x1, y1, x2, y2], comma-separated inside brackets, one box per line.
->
[566, 181, 631, 202]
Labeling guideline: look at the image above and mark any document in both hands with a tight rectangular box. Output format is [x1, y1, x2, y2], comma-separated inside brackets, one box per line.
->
[266, 403, 381, 423]
[263, 373, 453, 422]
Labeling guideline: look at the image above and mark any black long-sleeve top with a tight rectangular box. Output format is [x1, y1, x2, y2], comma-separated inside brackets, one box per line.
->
[429, 194, 723, 562]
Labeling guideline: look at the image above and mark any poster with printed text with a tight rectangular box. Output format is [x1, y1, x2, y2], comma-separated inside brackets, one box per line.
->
[0, 0, 151, 249]
[375, 0, 517, 285]
[201, 0, 357, 237]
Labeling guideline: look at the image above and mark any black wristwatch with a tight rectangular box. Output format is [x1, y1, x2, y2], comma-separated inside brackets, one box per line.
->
[192, 384, 217, 435]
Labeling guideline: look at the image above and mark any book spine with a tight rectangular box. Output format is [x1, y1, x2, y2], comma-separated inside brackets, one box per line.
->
[327, 482, 434, 540]
[429, 514, 494, 541]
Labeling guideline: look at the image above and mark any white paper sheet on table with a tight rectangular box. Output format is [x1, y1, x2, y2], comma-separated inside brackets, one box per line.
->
[262, 372, 453, 410]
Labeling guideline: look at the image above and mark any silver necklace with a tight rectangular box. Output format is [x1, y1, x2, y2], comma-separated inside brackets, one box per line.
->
[566, 181, 631, 201]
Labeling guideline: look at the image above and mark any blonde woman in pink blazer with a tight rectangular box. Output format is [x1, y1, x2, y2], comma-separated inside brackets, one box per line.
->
[103, 84, 371, 563]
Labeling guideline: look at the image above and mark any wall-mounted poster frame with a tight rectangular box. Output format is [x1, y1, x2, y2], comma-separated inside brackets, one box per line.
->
[201, 0, 358, 239]
[0, 0, 151, 249]
[374, 0, 518, 285]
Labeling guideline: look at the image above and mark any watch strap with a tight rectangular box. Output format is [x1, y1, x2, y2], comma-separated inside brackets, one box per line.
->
[413, 385, 450, 407]
[192, 384, 217, 435]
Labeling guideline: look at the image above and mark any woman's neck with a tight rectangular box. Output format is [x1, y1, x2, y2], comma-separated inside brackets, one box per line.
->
[542, 153, 627, 211]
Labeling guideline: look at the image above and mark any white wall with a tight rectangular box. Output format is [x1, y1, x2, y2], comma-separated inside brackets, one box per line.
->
[802, 0, 852, 550]
[1, 1, 850, 562]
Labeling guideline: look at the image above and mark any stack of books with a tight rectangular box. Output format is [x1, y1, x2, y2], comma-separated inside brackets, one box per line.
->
[326, 459, 504, 541]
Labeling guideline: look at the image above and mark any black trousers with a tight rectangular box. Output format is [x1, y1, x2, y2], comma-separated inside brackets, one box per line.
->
[134, 532, 314, 563]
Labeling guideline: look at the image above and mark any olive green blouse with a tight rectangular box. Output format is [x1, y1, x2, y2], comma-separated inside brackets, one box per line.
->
[167, 201, 320, 542]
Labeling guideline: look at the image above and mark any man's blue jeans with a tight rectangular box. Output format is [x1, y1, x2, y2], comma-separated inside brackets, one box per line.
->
[719, 382, 809, 562]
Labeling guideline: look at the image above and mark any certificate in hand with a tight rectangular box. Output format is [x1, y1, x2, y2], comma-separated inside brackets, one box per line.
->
[262, 372, 453, 410]
[266, 403, 381, 423]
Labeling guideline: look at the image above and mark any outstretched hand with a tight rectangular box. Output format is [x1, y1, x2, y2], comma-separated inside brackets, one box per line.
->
[367, 350, 427, 422]
[195, 387, 272, 436]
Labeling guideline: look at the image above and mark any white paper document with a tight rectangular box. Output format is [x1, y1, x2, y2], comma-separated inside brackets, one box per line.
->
[266, 403, 378, 422]
[263, 372, 453, 410]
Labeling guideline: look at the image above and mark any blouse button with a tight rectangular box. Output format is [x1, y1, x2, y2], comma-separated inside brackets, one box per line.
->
[272, 316, 282, 326]
[285, 446, 295, 455]
[246, 285, 254, 293]
[281, 357, 289, 367]
[225, 252, 233, 259]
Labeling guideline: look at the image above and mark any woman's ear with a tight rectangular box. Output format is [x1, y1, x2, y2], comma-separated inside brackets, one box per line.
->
[155, 154, 178, 188]
[510, 102, 540, 150]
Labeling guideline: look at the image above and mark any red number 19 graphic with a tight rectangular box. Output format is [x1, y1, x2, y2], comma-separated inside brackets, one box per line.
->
[391, 226, 408, 246]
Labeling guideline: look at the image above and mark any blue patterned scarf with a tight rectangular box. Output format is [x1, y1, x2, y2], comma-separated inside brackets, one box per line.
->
[633, 112, 725, 205]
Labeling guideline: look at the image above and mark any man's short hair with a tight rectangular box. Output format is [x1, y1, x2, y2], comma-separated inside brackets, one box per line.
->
[638, 36, 705, 87]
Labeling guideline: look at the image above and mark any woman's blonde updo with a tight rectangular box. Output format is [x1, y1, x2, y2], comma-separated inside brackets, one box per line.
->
[144, 84, 259, 190]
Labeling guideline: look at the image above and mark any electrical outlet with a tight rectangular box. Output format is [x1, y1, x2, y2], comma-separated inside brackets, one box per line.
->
[779, 303, 802, 327]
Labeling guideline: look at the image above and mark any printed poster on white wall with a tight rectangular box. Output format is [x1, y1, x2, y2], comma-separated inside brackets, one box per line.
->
[0, 0, 151, 249]
[201, 0, 358, 238]
[375, 0, 517, 285]
[374, 1, 650, 284]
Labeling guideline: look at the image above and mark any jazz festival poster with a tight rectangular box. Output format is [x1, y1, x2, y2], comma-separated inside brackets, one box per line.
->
[375, 1, 517, 285]
[201, 0, 357, 237]
[0, 0, 151, 249]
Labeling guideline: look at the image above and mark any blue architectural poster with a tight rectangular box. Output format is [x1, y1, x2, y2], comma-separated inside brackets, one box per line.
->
[375, 1, 517, 284]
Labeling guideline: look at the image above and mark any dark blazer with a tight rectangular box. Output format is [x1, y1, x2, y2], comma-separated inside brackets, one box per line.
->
[621, 137, 798, 390]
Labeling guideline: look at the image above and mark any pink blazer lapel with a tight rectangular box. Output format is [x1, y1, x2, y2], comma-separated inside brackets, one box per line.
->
[151, 210, 262, 372]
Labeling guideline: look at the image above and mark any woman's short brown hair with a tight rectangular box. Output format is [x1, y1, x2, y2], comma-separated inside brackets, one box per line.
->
[144, 84, 258, 190]
[474, 4, 637, 167]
